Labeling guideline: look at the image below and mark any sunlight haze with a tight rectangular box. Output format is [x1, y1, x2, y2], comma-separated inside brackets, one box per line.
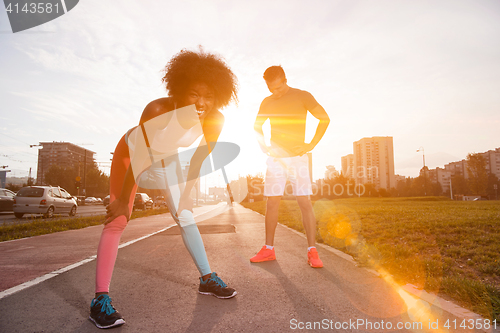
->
[1, 0, 499, 183]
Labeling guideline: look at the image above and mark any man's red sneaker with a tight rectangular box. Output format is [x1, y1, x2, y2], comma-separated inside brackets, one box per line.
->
[307, 248, 323, 268]
[250, 246, 276, 263]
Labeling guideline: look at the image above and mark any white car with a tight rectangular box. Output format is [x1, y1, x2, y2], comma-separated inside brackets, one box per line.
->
[13, 186, 78, 218]
[85, 197, 100, 204]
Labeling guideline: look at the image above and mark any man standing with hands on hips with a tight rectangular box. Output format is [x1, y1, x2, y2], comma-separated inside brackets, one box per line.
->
[251, 66, 330, 268]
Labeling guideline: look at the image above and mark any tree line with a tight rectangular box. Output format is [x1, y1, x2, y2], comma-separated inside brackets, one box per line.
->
[5, 163, 110, 198]
[243, 153, 499, 201]
[43, 163, 110, 198]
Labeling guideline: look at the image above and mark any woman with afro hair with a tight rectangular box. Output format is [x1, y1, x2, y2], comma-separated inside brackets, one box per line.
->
[89, 48, 238, 329]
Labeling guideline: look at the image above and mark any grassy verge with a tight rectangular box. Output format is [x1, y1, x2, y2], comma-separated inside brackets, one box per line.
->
[0, 208, 170, 242]
[241, 197, 500, 320]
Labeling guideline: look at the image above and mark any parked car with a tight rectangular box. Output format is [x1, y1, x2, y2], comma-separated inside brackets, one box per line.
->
[13, 186, 77, 218]
[103, 195, 110, 206]
[0, 188, 16, 212]
[134, 193, 153, 210]
[75, 196, 85, 205]
[154, 195, 166, 207]
[85, 197, 98, 204]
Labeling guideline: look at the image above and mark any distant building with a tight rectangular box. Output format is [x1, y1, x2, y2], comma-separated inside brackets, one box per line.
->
[443, 147, 500, 180]
[482, 148, 500, 179]
[341, 154, 354, 179]
[423, 147, 499, 197]
[0, 170, 10, 188]
[352, 136, 396, 190]
[35, 142, 95, 185]
[395, 174, 406, 184]
[228, 176, 249, 202]
[324, 165, 339, 180]
[209, 187, 226, 199]
[428, 167, 452, 193]
[181, 160, 201, 200]
[444, 160, 468, 178]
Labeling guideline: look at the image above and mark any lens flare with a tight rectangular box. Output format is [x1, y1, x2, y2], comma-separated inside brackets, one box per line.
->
[314, 200, 448, 330]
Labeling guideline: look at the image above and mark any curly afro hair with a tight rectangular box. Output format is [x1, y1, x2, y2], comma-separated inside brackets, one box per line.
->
[162, 47, 238, 110]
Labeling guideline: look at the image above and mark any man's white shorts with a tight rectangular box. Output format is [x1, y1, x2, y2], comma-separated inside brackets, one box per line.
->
[264, 155, 312, 197]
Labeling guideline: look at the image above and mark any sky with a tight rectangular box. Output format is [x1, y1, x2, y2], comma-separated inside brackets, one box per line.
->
[1, 0, 499, 187]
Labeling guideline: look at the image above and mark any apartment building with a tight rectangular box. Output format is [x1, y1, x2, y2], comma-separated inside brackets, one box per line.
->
[483, 148, 500, 179]
[341, 154, 354, 179]
[444, 160, 468, 178]
[352, 136, 396, 190]
[35, 142, 95, 185]
[443, 147, 500, 179]
[428, 167, 452, 193]
[395, 174, 406, 183]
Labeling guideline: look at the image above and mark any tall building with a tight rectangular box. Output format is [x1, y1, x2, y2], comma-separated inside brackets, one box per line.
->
[444, 160, 468, 178]
[443, 147, 500, 180]
[35, 142, 95, 185]
[352, 136, 396, 190]
[341, 154, 354, 179]
[482, 148, 500, 179]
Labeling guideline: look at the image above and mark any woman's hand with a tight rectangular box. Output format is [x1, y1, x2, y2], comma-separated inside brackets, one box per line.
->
[176, 196, 193, 218]
[105, 198, 131, 224]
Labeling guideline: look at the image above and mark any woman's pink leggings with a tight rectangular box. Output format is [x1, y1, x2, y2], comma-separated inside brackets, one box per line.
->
[94, 134, 211, 293]
[94, 134, 138, 293]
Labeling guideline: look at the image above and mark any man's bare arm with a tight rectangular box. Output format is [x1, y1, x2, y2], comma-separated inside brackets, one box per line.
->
[308, 104, 330, 149]
[254, 114, 272, 155]
[293, 104, 330, 156]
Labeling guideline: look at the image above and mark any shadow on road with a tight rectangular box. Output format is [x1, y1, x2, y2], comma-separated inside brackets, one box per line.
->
[184, 293, 238, 332]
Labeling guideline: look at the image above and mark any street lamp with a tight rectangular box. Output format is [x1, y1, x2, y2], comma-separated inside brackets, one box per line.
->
[449, 177, 453, 200]
[416, 146, 426, 196]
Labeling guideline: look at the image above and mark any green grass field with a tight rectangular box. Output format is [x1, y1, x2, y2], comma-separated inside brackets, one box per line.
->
[0, 208, 170, 242]
[241, 197, 500, 320]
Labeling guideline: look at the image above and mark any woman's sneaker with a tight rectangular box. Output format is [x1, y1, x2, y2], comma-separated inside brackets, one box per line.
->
[250, 246, 276, 262]
[89, 294, 125, 329]
[199, 272, 237, 299]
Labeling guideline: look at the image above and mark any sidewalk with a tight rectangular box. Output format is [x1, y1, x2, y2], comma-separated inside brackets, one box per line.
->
[0, 203, 490, 332]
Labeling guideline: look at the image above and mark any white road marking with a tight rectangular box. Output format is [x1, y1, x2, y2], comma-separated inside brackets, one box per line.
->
[0, 204, 226, 300]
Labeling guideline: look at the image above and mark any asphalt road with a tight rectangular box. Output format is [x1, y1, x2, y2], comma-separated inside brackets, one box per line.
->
[0, 205, 107, 225]
[0, 204, 493, 333]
